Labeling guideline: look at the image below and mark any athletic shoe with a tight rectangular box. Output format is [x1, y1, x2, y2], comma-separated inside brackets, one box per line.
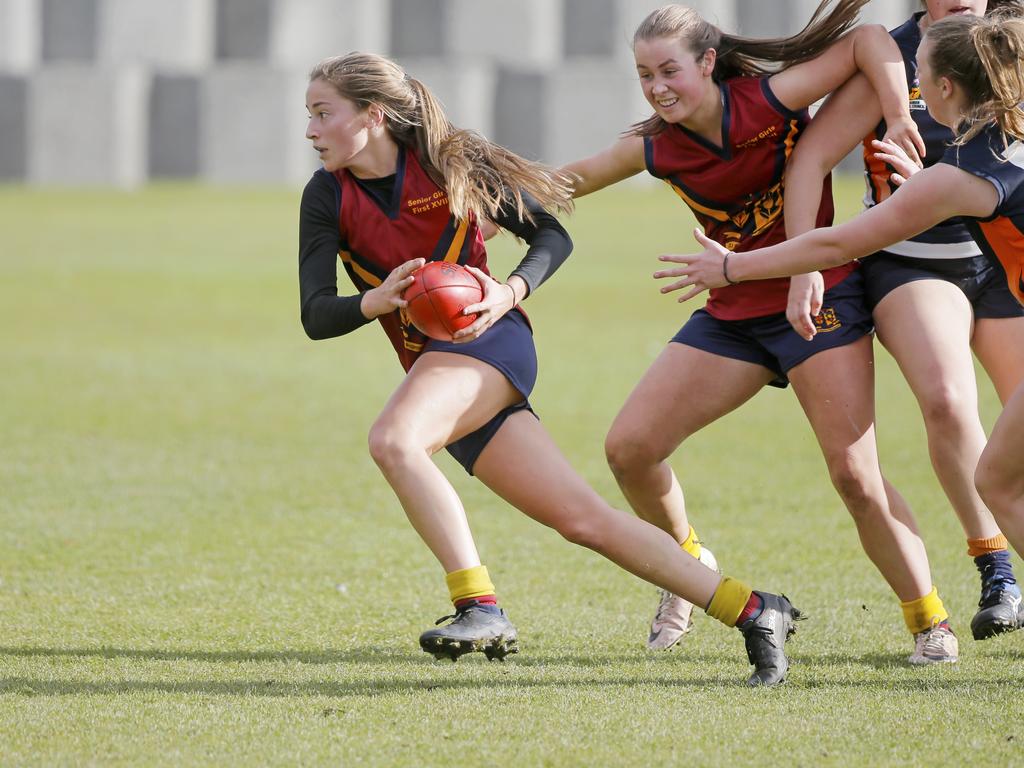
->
[419, 603, 519, 662]
[737, 591, 802, 687]
[971, 552, 1024, 640]
[647, 546, 719, 650]
[908, 620, 959, 665]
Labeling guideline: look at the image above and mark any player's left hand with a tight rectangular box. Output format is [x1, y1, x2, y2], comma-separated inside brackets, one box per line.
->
[880, 117, 925, 168]
[871, 138, 922, 187]
[451, 266, 517, 343]
[654, 228, 731, 302]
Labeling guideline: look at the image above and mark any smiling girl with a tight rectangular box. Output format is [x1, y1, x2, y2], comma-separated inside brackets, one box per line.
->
[562, 0, 961, 664]
[661, 9, 1024, 641]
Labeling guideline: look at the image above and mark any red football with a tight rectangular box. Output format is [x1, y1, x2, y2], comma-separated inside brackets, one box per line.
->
[403, 261, 483, 341]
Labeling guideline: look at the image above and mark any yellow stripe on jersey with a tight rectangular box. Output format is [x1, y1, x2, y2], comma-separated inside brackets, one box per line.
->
[443, 219, 469, 263]
[665, 180, 730, 222]
[782, 119, 799, 161]
[339, 249, 383, 287]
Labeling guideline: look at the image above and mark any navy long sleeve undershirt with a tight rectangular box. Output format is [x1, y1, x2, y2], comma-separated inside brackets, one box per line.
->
[298, 170, 573, 340]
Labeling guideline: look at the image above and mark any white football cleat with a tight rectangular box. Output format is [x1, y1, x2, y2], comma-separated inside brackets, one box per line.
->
[647, 546, 719, 650]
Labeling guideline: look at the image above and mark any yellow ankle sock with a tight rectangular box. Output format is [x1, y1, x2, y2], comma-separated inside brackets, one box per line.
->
[900, 587, 949, 634]
[705, 576, 753, 628]
[681, 526, 702, 559]
[445, 565, 496, 605]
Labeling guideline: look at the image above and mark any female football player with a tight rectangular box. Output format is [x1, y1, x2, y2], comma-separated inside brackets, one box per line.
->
[659, 10, 1024, 627]
[775, 0, 1024, 642]
[562, 0, 960, 664]
[299, 52, 800, 685]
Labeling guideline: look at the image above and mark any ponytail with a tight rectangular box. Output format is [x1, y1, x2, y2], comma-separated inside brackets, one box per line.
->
[926, 10, 1024, 146]
[310, 53, 573, 223]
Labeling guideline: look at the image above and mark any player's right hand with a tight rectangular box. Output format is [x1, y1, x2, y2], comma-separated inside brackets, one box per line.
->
[871, 138, 921, 188]
[786, 272, 824, 341]
[360, 258, 425, 319]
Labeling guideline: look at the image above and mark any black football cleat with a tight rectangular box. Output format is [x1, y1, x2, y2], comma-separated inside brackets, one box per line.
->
[737, 592, 802, 687]
[971, 552, 1024, 640]
[971, 584, 1024, 640]
[419, 603, 519, 662]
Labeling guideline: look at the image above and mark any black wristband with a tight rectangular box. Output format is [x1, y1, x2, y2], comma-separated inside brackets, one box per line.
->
[722, 253, 738, 285]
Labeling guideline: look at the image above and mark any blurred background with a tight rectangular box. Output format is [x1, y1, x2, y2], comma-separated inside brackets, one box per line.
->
[0, 0, 922, 187]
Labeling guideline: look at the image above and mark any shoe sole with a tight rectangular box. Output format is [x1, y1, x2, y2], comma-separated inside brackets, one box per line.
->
[908, 655, 958, 665]
[971, 617, 1023, 641]
[420, 634, 519, 663]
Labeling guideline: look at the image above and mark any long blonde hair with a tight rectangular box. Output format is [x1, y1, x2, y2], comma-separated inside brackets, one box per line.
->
[309, 53, 573, 223]
[926, 10, 1024, 146]
[629, 0, 869, 136]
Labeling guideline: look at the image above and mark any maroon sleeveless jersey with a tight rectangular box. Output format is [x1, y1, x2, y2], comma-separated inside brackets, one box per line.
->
[644, 76, 854, 320]
[333, 146, 496, 371]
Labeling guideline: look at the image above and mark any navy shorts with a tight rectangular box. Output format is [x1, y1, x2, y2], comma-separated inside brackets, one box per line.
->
[671, 272, 874, 388]
[423, 309, 538, 475]
[861, 251, 1024, 319]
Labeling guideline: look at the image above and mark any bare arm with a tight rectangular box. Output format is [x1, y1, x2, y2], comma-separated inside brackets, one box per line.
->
[781, 74, 885, 338]
[562, 136, 646, 198]
[784, 73, 882, 239]
[769, 24, 922, 160]
[654, 163, 999, 296]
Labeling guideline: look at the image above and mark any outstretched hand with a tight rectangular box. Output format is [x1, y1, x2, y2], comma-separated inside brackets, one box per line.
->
[872, 138, 922, 187]
[451, 266, 518, 343]
[880, 117, 926, 169]
[653, 228, 731, 302]
[360, 258, 425, 319]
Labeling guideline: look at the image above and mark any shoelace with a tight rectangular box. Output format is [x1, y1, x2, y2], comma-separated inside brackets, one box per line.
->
[916, 619, 953, 657]
[653, 589, 678, 623]
[978, 560, 1016, 607]
[433, 605, 472, 626]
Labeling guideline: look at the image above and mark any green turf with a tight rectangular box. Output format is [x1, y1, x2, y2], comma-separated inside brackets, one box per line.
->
[1, 179, 1021, 766]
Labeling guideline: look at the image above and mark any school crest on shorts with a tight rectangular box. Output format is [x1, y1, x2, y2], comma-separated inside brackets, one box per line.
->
[813, 307, 841, 333]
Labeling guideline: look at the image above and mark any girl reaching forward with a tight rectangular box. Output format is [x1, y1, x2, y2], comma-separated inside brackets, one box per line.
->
[562, 0, 958, 664]
[662, 10, 1024, 628]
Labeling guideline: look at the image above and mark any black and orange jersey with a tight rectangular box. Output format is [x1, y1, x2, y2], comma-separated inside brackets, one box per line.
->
[644, 75, 852, 321]
[298, 144, 571, 370]
[940, 126, 1024, 305]
[861, 13, 979, 258]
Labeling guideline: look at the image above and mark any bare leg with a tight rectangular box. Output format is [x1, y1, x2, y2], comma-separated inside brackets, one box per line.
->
[789, 336, 934, 601]
[972, 315, 1024, 405]
[976, 381, 1024, 555]
[367, 351, 521, 573]
[874, 282, 1000, 539]
[474, 411, 722, 608]
[604, 343, 772, 541]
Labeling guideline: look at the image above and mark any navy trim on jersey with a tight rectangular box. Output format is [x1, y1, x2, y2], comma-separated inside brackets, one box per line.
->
[675, 82, 732, 159]
[759, 78, 803, 121]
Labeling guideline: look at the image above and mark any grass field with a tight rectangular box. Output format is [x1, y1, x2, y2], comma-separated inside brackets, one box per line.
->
[1, 179, 1022, 766]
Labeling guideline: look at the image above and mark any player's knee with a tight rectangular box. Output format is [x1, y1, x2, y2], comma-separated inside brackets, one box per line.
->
[551, 507, 608, 551]
[367, 417, 417, 471]
[605, 430, 660, 479]
[919, 384, 971, 434]
[975, 457, 1023, 515]
[826, 456, 873, 509]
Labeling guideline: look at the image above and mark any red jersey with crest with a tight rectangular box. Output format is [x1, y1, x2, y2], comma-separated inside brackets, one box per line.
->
[644, 76, 854, 321]
[332, 145, 516, 371]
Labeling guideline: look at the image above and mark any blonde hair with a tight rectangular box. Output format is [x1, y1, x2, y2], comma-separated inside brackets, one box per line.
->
[629, 0, 869, 136]
[926, 10, 1024, 146]
[309, 52, 573, 223]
